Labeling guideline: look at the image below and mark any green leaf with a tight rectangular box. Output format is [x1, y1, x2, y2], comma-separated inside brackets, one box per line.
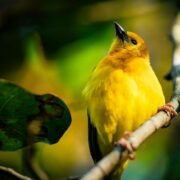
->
[0, 79, 71, 151]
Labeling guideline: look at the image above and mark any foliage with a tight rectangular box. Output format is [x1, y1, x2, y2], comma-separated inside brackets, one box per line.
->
[0, 79, 71, 151]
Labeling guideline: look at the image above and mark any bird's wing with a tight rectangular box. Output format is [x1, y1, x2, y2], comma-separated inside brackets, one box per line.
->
[88, 112, 102, 163]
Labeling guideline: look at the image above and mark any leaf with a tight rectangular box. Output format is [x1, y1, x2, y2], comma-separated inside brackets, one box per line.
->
[0, 79, 71, 151]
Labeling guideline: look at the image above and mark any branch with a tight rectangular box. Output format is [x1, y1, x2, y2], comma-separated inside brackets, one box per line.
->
[0, 166, 32, 180]
[81, 12, 180, 180]
[22, 145, 49, 180]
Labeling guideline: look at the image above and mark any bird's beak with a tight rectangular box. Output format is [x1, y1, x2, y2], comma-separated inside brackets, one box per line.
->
[114, 22, 129, 42]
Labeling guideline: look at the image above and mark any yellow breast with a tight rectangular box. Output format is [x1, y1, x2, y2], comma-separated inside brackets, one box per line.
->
[83, 57, 165, 155]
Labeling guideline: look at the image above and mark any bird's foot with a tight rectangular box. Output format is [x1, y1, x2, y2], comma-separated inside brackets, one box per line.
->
[158, 103, 177, 127]
[114, 131, 135, 160]
[158, 103, 177, 117]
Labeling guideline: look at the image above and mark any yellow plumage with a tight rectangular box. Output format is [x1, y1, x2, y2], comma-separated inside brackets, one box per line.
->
[83, 23, 165, 179]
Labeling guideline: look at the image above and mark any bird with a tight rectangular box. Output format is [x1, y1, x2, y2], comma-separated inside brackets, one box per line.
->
[83, 22, 176, 179]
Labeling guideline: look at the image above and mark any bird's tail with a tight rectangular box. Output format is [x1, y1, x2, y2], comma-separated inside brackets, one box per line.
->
[105, 160, 128, 180]
[106, 170, 122, 180]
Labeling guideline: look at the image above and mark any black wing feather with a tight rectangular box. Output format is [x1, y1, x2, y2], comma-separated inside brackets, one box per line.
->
[88, 112, 102, 163]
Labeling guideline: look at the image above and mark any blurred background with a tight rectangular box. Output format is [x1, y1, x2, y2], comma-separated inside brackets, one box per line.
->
[0, 0, 179, 179]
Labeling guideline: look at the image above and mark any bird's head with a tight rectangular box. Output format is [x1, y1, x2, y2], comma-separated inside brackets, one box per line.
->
[108, 23, 149, 64]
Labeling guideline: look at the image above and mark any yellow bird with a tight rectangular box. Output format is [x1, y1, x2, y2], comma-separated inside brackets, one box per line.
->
[83, 22, 174, 179]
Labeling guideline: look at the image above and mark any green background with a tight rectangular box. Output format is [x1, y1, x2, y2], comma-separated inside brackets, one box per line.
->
[0, 0, 179, 179]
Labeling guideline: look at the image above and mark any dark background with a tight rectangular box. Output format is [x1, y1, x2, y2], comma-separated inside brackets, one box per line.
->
[0, 0, 179, 179]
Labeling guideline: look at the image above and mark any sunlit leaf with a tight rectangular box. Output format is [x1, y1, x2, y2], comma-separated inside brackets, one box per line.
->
[0, 79, 71, 151]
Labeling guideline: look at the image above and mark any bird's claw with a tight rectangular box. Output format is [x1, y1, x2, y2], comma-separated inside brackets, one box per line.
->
[114, 131, 135, 160]
[158, 103, 177, 127]
[158, 103, 177, 117]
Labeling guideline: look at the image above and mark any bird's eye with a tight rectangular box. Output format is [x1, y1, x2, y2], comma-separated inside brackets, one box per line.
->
[131, 39, 137, 45]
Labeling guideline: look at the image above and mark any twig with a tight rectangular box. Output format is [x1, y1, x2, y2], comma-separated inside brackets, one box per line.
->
[0, 165, 32, 180]
[22, 146, 49, 180]
[81, 12, 180, 180]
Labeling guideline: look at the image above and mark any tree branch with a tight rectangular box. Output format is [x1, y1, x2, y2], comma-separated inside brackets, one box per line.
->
[22, 145, 49, 180]
[0, 166, 32, 180]
[81, 12, 180, 180]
